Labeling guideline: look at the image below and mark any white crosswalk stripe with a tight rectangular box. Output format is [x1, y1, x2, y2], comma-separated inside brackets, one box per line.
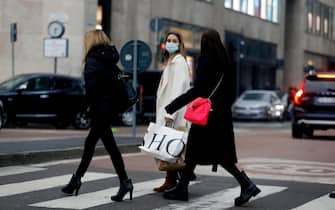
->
[154, 185, 287, 210]
[0, 172, 116, 198]
[30, 179, 200, 209]
[0, 165, 333, 210]
[291, 194, 335, 210]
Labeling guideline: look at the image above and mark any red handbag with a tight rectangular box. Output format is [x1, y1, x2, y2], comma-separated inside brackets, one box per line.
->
[184, 97, 212, 126]
[184, 74, 223, 126]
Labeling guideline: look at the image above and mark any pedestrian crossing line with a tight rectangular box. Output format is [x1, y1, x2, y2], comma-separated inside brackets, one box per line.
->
[291, 193, 335, 210]
[0, 166, 46, 177]
[0, 172, 116, 198]
[155, 185, 287, 210]
[30, 179, 201, 210]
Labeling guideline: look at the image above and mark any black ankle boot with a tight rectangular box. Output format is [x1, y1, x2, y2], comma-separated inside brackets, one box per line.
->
[235, 171, 261, 206]
[163, 176, 189, 201]
[61, 174, 82, 196]
[111, 179, 133, 202]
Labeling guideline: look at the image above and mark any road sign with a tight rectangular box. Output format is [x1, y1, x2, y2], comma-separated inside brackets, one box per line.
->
[120, 40, 152, 72]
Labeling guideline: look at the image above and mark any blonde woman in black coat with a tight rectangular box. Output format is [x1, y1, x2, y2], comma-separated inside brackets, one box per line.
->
[61, 30, 133, 202]
[163, 29, 261, 206]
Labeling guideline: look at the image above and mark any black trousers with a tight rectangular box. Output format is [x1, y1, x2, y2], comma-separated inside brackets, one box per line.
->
[75, 118, 128, 181]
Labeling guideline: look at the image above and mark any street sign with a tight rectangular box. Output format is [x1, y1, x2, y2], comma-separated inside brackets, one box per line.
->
[10, 23, 17, 42]
[120, 40, 152, 72]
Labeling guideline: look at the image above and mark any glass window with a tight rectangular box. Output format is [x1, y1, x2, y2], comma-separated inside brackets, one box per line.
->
[266, 0, 273, 21]
[314, 2, 321, 34]
[241, 0, 247, 13]
[233, 0, 240, 11]
[254, 0, 260, 16]
[330, 9, 334, 39]
[224, 0, 232, 8]
[247, 0, 254, 15]
[272, 0, 279, 23]
[260, 0, 267, 19]
[306, 0, 313, 32]
[323, 6, 329, 37]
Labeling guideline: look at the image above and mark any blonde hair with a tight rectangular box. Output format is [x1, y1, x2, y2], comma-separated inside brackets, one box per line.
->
[83, 30, 111, 61]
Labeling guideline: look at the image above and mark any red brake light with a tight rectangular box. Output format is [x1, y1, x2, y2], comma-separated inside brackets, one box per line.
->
[294, 89, 304, 105]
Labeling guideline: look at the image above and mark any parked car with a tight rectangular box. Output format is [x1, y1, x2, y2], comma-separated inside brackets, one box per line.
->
[291, 72, 335, 138]
[232, 89, 285, 121]
[0, 99, 4, 129]
[0, 73, 90, 129]
[120, 70, 162, 125]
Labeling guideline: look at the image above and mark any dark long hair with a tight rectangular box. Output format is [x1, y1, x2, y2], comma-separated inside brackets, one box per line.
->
[199, 29, 230, 67]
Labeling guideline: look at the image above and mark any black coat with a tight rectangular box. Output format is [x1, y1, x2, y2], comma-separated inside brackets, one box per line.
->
[84, 45, 121, 122]
[165, 56, 237, 165]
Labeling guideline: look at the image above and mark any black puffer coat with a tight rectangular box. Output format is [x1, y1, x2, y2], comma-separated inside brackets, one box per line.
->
[84, 44, 121, 122]
[165, 56, 237, 165]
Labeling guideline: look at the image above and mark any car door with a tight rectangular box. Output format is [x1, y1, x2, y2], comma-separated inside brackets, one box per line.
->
[14, 76, 54, 119]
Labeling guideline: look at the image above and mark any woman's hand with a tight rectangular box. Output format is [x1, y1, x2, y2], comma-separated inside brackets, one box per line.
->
[165, 117, 174, 127]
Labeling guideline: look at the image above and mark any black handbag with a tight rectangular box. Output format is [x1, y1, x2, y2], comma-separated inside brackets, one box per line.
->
[116, 72, 139, 113]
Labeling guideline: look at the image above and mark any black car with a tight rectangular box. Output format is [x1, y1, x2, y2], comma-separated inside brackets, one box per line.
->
[292, 72, 335, 138]
[0, 99, 4, 129]
[0, 73, 90, 129]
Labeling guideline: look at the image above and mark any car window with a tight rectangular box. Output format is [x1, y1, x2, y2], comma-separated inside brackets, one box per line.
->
[242, 93, 266, 101]
[26, 77, 51, 91]
[53, 78, 73, 90]
[0, 75, 28, 91]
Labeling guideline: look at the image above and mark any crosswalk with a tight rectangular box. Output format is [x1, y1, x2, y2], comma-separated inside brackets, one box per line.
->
[0, 165, 334, 210]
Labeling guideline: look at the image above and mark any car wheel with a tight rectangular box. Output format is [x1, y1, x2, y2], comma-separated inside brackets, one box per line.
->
[73, 110, 91, 129]
[292, 123, 303, 138]
[122, 111, 134, 126]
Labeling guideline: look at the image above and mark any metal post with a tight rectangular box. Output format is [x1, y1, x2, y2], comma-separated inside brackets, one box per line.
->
[54, 58, 57, 74]
[11, 42, 15, 77]
[132, 40, 138, 137]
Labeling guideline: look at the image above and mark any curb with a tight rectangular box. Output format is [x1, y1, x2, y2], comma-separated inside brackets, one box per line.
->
[0, 143, 141, 167]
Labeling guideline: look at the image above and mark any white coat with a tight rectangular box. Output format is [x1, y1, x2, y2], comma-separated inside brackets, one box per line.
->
[156, 54, 191, 130]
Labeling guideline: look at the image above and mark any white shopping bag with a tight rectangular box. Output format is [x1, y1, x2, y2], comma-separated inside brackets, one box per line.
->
[139, 122, 187, 163]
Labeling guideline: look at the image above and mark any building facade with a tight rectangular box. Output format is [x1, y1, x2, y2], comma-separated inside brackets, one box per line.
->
[6, 0, 329, 98]
[284, 0, 335, 90]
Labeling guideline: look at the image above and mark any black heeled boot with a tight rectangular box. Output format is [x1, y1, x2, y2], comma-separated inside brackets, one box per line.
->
[111, 179, 133, 202]
[163, 175, 189, 201]
[235, 171, 261, 206]
[61, 174, 82, 196]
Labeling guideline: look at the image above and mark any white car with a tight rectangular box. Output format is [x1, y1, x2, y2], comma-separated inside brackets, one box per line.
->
[232, 90, 285, 121]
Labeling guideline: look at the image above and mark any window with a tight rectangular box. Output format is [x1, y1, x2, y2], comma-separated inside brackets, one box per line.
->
[225, 0, 232, 8]
[266, 0, 273, 21]
[247, 0, 254, 15]
[240, 0, 247, 13]
[254, 0, 260, 16]
[233, 0, 240, 11]
[272, 0, 279, 22]
[260, 0, 267, 19]
[53, 78, 73, 90]
[306, 0, 313, 32]
[314, 1, 321, 34]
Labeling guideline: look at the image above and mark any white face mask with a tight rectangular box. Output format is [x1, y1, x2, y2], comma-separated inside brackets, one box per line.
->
[165, 42, 179, 54]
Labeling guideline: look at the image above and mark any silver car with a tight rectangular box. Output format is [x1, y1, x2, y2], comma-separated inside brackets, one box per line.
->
[232, 90, 285, 121]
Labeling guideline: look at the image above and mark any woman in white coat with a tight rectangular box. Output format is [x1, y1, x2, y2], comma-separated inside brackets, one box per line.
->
[153, 32, 191, 192]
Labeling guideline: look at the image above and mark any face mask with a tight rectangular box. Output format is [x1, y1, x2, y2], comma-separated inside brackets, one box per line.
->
[165, 42, 179, 54]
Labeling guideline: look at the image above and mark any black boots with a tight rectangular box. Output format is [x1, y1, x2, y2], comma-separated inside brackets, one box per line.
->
[235, 171, 261, 206]
[111, 179, 134, 202]
[163, 176, 189, 201]
[61, 174, 82, 196]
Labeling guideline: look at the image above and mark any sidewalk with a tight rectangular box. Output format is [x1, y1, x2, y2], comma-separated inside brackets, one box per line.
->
[0, 126, 147, 167]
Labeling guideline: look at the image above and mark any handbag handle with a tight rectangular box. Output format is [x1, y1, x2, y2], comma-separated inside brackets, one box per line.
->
[208, 73, 224, 100]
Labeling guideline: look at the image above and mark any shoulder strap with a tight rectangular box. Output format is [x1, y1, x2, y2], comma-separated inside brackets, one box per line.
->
[208, 73, 224, 99]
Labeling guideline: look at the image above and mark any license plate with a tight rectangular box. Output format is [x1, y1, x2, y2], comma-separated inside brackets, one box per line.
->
[317, 97, 335, 104]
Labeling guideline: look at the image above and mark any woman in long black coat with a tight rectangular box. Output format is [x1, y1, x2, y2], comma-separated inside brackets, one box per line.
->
[163, 29, 261, 206]
[61, 30, 133, 202]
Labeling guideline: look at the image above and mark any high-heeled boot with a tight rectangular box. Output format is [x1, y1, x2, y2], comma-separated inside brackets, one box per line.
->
[235, 171, 261, 206]
[163, 175, 189, 201]
[61, 174, 82, 196]
[111, 179, 133, 202]
[153, 171, 177, 192]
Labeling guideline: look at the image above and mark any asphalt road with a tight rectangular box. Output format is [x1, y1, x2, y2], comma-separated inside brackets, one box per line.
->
[0, 122, 334, 209]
